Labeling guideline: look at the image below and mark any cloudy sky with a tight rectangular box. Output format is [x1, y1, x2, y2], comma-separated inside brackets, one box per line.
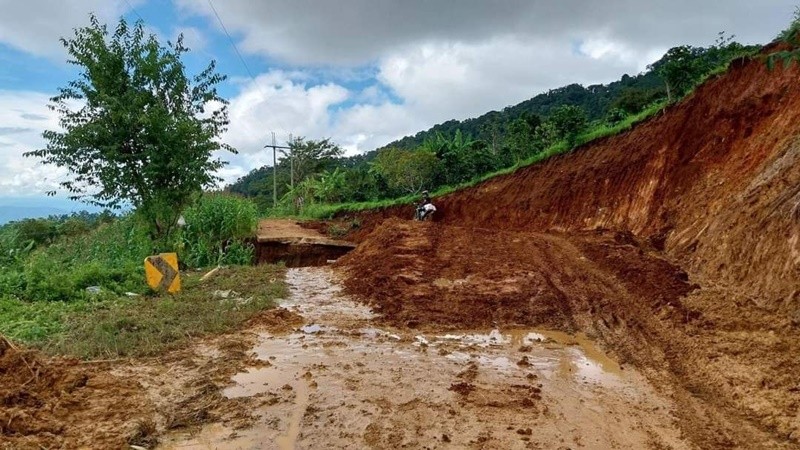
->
[0, 0, 796, 209]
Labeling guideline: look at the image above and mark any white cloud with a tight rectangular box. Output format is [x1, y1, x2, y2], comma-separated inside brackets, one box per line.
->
[176, 0, 797, 66]
[0, 0, 144, 59]
[4, 0, 799, 192]
[0, 91, 67, 196]
[224, 71, 349, 153]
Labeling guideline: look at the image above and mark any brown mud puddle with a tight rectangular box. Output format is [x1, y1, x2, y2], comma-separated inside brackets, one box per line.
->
[160, 267, 690, 450]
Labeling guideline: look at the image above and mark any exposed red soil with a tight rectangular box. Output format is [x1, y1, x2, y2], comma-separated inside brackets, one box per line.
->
[335, 49, 800, 449]
[0, 336, 153, 449]
[339, 219, 694, 331]
[246, 307, 305, 332]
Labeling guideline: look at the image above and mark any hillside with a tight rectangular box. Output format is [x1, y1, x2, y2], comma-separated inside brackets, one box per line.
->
[333, 43, 800, 449]
[228, 40, 759, 208]
[382, 75, 664, 152]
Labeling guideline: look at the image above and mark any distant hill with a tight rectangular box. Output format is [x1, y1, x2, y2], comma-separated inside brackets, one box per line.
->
[381, 71, 665, 152]
[0, 206, 69, 224]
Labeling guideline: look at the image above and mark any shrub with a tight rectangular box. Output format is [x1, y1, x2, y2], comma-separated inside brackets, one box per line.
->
[0, 216, 152, 302]
[181, 194, 258, 267]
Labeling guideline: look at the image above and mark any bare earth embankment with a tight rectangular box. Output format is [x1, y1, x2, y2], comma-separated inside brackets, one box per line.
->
[334, 46, 800, 449]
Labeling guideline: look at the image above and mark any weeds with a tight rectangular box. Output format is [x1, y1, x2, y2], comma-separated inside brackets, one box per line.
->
[0, 264, 287, 358]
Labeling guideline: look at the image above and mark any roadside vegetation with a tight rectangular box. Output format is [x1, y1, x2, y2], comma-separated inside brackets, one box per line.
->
[0, 16, 284, 358]
[0, 195, 280, 358]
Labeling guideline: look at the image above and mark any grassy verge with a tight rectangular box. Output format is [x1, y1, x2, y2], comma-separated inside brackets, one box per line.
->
[0, 264, 287, 359]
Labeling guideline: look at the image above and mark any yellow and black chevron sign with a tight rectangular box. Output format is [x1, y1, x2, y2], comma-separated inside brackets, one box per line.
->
[144, 252, 181, 293]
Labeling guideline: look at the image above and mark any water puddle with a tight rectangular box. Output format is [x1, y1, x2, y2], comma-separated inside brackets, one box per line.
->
[420, 327, 622, 380]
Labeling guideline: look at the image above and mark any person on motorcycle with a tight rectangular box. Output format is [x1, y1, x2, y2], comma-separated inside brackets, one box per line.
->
[416, 190, 436, 221]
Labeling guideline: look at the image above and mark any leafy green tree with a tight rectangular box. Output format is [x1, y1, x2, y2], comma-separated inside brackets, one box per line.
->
[25, 16, 232, 245]
[479, 112, 506, 155]
[648, 46, 701, 101]
[339, 166, 384, 202]
[611, 87, 664, 114]
[506, 113, 543, 163]
[370, 148, 439, 195]
[281, 137, 344, 187]
[604, 108, 628, 126]
[420, 130, 493, 185]
[532, 121, 559, 151]
[548, 105, 588, 145]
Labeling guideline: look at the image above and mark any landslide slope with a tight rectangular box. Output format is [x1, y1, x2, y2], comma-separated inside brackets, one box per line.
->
[339, 47, 800, 449]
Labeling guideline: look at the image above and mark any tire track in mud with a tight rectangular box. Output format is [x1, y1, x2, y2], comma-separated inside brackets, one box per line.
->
[160, 267, 691, 450]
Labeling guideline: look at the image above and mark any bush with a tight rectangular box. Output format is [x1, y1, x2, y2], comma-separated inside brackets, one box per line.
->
[181, 194, 258, 267]
[0, 216, 152, 302]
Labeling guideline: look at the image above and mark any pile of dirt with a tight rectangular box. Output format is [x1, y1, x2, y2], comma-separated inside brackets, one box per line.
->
[340, 49, 800, 309]
[246, 307, 306, 332]
[0, 336, 154, 449]
[335, 47, 800, 449]
[338, 219, 694, 331]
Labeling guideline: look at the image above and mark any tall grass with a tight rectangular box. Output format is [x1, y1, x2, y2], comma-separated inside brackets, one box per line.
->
[181, 194, 258, 267]
[1, 265, 287, 358]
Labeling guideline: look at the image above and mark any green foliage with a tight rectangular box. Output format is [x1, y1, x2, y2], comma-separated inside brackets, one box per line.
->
[370, 148, 439, 195]
[611, 87, 665, 114]
[766, 8, 800, 70]
[650, 33, 757, 102]
[281, 137, 345, 186]
[777, 6, 800, 42]
[1, 265, 287, 358]
[421, 130, 496, 185]
[25, 15, 233, 244]
[227, 34, 760, 216]
[0, 216, 151, 303]
[504, 113, 543, 163]
[548, 105, 588, 145]
[181, 194, 258, 267]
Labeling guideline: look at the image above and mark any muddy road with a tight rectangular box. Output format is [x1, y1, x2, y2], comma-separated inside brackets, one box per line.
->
[161, 267, 690, 450]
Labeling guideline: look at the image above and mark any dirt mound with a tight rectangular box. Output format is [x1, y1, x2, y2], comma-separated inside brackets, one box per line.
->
[0, 336, 153, 449]
[339, 218, 694, 331]
[342, 52, 800, 309]
[247, 307, 305, 332]
[336, 48, 800, 449]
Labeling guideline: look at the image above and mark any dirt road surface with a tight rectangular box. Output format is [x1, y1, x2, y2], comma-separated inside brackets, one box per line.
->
[160, 267, 690, 450]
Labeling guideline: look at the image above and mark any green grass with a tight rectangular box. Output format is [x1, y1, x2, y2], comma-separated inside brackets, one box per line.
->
[0, 264, 287, 359]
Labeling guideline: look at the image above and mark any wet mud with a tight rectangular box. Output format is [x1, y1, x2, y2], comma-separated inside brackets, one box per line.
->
[160, 267, 690, 450]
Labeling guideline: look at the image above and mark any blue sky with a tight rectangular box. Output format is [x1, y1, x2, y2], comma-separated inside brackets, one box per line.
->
[0, 0, 796, 214]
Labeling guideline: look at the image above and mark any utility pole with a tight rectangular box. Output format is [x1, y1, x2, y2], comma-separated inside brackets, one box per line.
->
[272, 132, 277, 207]
[289, 133, 294, 189]
[263, 132, 292, 208]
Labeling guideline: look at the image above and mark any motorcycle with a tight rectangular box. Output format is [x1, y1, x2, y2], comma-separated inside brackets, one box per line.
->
[414, 202, 437, 221]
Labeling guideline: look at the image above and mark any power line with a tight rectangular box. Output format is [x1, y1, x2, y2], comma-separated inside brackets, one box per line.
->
[205, 0, 292, 170]
[123, 0, 145, 22]
[206, 0, 258, 84]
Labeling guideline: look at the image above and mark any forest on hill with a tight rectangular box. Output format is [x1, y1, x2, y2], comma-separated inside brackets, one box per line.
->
[228, 36, 759, 212]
